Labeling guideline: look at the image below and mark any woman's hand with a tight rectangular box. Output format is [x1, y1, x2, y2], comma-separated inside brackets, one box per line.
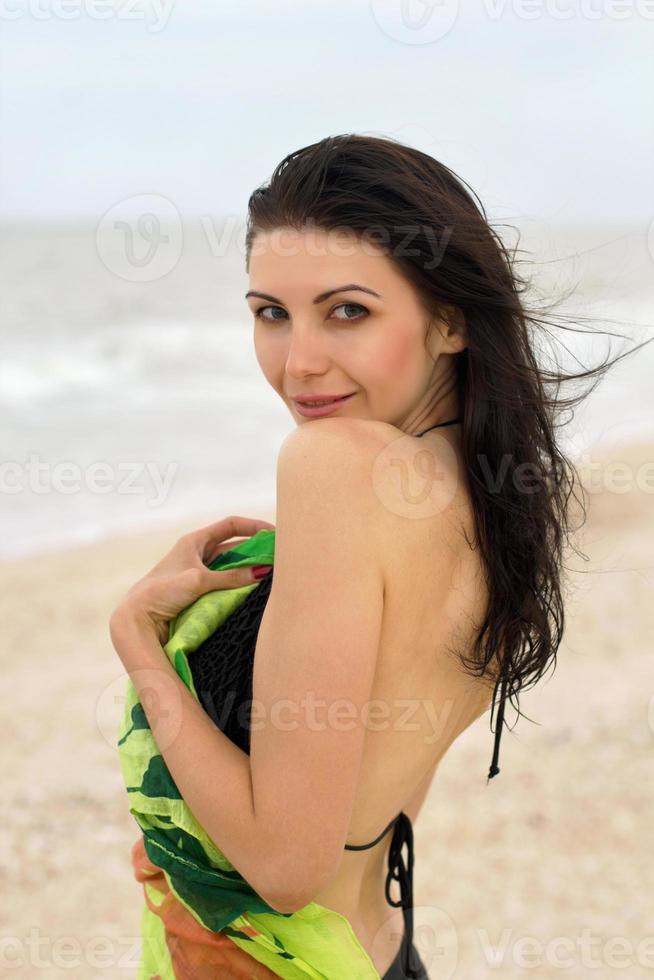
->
[109, 515, 275, 646]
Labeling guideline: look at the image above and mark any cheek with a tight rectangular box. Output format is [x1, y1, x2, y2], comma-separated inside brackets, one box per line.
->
[368, 332, 418, 382]
[254, 330, 283, 387]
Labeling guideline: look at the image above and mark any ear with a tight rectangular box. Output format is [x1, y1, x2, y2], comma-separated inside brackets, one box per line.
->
[427, 305, 468, 356]
[441, 304, 468, 352]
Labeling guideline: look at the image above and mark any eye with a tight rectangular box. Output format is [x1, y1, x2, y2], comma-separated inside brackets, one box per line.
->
[253, 305, 288, 322]
[253, 302, 368, 323]
[331, 302, 368, 322]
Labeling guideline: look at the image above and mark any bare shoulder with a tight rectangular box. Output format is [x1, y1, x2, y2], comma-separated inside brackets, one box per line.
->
[277, 416, 468, 585]
[274, 418, 394, 541]
[278, 416, 458, 495]
[279, 416, 391, 460]
[282, 417, 467, 527]
[277, 417, 394, 513]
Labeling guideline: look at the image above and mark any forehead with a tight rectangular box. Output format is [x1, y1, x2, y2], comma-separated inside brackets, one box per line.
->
[248, 226, 402, 290]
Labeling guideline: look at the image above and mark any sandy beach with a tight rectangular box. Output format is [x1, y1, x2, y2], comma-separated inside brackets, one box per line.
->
[1, 438, 652, 979]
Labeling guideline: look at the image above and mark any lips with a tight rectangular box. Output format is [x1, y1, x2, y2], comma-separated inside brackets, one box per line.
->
[292, 392, 356, 417]
[296, 396, 349, 406]
[292, 394, 354, 405]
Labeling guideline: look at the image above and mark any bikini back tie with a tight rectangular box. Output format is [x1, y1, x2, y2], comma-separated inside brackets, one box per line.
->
[345, 813, 423, 979]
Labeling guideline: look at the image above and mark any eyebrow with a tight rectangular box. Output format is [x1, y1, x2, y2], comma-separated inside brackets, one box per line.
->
[244, 283, 382, 305]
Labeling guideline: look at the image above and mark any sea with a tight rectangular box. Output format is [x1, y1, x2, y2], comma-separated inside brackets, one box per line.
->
[2, 218, 653, 561]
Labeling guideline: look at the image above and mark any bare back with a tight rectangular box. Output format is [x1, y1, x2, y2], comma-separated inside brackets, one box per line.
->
[309, 421, 495, 975]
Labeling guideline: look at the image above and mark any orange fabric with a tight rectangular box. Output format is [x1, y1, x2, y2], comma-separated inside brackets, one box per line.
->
[131, 836, 281, 980]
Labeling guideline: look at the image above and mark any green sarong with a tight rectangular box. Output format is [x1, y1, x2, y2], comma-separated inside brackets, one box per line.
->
[117, 528, 381, 979]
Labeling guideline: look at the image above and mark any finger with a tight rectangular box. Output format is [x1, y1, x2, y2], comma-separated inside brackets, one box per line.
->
[202, 528, 278, 567]
[191, 516, 276, 557]
[201, 536, 250, 565]
[200, 563, 273, 592]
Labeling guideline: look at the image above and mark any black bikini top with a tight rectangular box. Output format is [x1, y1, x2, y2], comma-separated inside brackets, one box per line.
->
[186, 569, 424, 978]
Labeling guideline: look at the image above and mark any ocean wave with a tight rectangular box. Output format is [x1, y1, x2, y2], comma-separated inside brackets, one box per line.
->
[0, 319, 256, 405]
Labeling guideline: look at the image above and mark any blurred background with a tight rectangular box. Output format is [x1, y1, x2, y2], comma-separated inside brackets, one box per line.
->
[1, 2, 653, 978]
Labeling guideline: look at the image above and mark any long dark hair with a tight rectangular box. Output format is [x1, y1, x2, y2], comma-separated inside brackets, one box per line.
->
[244, 133, 651, 781]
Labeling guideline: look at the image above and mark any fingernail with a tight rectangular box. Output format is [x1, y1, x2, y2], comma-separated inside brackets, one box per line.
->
[251, 564, 273, 580]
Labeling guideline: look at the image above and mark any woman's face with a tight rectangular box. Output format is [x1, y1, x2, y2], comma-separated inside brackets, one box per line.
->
[246, 226, 465, 434]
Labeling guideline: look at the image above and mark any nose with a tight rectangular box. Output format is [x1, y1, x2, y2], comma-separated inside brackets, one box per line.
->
[284, 322, 332, 379]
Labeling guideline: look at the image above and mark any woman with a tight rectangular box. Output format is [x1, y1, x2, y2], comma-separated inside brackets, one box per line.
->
[110, 134, 647, 979]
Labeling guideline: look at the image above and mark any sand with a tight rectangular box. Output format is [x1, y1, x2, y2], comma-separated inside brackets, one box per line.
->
[1, 439, 652, 979]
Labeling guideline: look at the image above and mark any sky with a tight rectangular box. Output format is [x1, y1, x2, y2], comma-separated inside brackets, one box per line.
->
[0, 0, 652, 224]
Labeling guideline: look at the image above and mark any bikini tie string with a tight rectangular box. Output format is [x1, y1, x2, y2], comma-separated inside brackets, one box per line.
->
[487, 675, 509, 782]
[384, 812, 423, 979]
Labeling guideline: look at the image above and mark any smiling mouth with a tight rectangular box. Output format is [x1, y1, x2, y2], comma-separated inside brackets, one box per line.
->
[293, 394, 356, 406]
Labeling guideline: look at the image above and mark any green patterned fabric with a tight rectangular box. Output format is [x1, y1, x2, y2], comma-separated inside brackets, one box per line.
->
[117, 528, 381, 978]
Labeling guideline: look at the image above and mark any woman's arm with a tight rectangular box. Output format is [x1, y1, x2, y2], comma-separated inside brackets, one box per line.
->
[247, 419, 385, 909]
